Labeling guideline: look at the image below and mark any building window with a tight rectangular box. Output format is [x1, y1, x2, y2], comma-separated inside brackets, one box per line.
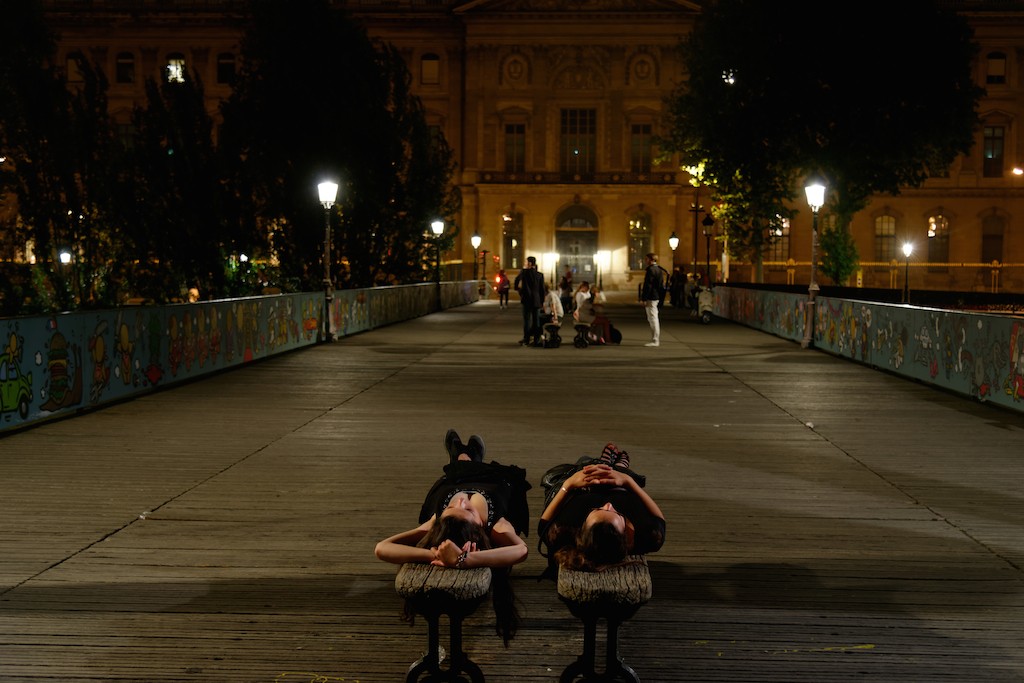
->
[981, 213, 1005, 263]
[502, 208, 523, 270]
[987, 51, 1007, 85]
[874, 215, 896, 262]
[560, 108, 596, 176]
[630, 123, 652, 174]
[766, 217, 790, 262]
[217, 53, 236, 85]
[628, 212, 652, 271]
[927, 214, 949, 272]
[983, 126, 1004, 178]
[116, 52, 135, 84]
[166, 53, 186, 84]
[505, 124, 525, 173]
[421, 53, 440, 85]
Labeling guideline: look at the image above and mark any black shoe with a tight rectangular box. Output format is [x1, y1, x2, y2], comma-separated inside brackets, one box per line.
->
[444, 429, 465, 462]
[518, 338, 529, 345]
[467, 434, 486, 462]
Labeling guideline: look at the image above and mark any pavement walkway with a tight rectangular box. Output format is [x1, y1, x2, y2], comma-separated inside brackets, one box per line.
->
[2, 296, 1023, 682]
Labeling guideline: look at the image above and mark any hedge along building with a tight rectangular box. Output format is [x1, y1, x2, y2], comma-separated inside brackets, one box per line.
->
[35, 0, 1024, 294]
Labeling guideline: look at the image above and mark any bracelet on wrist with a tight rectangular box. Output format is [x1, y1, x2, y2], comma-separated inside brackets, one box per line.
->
[560, 486, 569, 493]
[456, 550, 468, 568]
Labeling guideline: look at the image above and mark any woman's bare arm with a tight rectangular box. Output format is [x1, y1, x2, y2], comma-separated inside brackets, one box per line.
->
[374, 517, 435, 565]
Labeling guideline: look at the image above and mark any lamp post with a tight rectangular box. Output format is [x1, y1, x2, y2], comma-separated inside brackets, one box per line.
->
[689, 188, 703, 277]
[317, 180, 339, 342]
[702, 214, 716, 285]
[902, 242, 913, 303]
[480, 249, 490, 297]
[668, 231, 679, 268]
[431, 219, 445, 311]
[471, 231, 482, 282]
[802, 180, 826, 349]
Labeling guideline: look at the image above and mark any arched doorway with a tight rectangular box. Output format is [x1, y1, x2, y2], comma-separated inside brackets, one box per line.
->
[555, 204, 598, 286]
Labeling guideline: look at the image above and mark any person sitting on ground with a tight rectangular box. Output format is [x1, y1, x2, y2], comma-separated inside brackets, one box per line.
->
[537, 442, 665, 576]
[375, 429, 531, 644]
[573, 282, 595, 326]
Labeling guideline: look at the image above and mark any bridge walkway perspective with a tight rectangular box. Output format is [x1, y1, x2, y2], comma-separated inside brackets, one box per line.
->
[1, 296, 1023, 682]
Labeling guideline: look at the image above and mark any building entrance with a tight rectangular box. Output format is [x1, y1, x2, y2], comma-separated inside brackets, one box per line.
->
[555, 205, 599, 288]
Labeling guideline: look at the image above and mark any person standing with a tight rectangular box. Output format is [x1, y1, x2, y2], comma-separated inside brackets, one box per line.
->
[639, 253, 668, 347]
[495, 269, 511, 309]
[514, 256, 545, 346]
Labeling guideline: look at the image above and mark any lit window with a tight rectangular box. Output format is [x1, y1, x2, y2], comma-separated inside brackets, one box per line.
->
[502, 209, 523, 270]
[628, 213, 652, 271]
[166, 53, 186, 84]
[927, 214, 949, 272]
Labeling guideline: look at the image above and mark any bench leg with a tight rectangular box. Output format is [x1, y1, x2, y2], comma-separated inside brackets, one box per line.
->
[406, 612, 484, 683]
[560, 617, 640, 683]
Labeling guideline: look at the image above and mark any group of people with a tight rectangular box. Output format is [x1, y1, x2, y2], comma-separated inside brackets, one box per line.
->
[375, 429, 666, 644]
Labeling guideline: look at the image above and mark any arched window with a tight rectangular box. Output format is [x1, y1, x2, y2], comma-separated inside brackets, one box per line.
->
[627, 212, 652, 271]
[421, 53, 440, 85]
[116, 52, 135, 84]
[502, 208, 523, 269]
[874, 215, 896, 262]
[555, 205, 599, 279]
[166, 52, 186, 84]
[927, 214, 949, 272]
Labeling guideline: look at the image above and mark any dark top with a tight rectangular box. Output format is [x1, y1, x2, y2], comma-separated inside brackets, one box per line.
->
[419, 460, 531, 535]
[538, 485, 666, 557]
[640, 263, 669, 302]
[514, 268, 545, 308]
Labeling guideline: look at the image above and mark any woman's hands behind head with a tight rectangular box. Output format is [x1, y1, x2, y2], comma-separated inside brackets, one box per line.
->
[430, 539, 476, 567]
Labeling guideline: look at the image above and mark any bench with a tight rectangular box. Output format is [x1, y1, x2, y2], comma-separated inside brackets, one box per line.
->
[394, 563, 493, 682]
[556, 556, 652, 682]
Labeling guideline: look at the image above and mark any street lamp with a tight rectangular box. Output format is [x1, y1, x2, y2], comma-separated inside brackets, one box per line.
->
[902, 242, 913, 303]
[317, 180, 338, 342]
[479, 249, 490, 297]
[702, 214, 716, 284]
[668, 231, 679, 254]
[802, 179, 826, 349]
[689, 188, 704, 277]
[471, 231, 482, 281]
[431, 219, 445, 311]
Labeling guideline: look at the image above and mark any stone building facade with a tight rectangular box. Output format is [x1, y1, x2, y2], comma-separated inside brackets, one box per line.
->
[36, 0, 1024, 294]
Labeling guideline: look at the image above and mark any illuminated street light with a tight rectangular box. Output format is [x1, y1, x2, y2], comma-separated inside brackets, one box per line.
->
[471, 231, 482, 281]
[802, 179, 826, 349]
[431, 219, 445, 310]
[902, 242, 913, 304]
[317, 180, 338, 342]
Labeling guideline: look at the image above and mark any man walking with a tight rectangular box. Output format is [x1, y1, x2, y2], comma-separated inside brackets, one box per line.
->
[639, 253, 668, 347]
[514, 255, 545, 346]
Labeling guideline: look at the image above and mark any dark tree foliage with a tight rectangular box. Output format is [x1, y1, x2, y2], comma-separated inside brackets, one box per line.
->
[128, 72, 232, 302]
[0, 1, 137, 311]
[663, 0, 982, 284]
[220, 0, 459, 290]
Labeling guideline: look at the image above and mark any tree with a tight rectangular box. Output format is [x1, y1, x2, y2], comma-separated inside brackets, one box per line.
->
[220, 0, 459, 290]
[663, 0, 982, 285]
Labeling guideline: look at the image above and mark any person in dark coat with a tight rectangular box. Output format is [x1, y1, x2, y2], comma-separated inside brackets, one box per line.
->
[514, 255, 545, 346]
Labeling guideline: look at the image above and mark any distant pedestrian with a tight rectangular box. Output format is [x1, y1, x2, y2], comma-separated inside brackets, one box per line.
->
[639, 253, 668, 347]
[558, 267, 575, 316]
[514, 256, 545, 346]
[496, 269, 511, 309]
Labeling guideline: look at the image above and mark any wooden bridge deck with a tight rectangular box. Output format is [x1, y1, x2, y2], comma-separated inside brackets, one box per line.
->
[2, 297, 1023, 682]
